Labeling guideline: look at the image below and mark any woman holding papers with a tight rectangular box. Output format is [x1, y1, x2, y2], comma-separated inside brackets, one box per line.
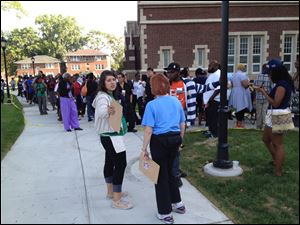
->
[92, 70, 133, 210]
[141, 74, 186, 224]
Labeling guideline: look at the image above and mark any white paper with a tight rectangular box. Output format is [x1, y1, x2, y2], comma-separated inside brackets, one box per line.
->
[110, 136, 126, 153]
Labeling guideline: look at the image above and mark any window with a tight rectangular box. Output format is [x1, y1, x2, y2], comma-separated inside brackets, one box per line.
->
[228, 33, 265, 75]
[45, 63, 54, 69]
[197, 48, 204, 67]
[95, 64, 103, 70]
[240, 37, 249, 72]
[228, 37, 235, 73]
[162, 49, 170, 68]
[21, 64, 30, 69]
[252, 36, 262, 73]
[71, 56, 80, 62]
[71, 64, 80, 70]
[282, 33, 299, 73]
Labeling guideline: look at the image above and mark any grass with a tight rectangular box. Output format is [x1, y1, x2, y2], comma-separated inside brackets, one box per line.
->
[181, 129, 299, 224]
[1, 95, 25, 160]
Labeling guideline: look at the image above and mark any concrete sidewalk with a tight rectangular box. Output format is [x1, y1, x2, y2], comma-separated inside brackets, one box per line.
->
[1, 96, 233, 224]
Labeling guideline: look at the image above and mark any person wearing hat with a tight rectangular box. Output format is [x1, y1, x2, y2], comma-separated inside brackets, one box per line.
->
[165, 62, 220, 187]
[254, 59, 295, 176]
[229, 63, 253, 128]
[193, 68, 207, 125]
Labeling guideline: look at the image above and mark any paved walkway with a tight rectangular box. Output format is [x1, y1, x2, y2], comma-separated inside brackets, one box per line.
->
[1, 96, 233, 224]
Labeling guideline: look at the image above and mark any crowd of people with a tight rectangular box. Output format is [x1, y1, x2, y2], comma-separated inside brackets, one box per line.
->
[1, 55, 298, 224]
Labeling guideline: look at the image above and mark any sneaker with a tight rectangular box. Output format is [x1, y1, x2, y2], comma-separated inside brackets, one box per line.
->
[66, 129, 72, 132]
[111, 199, 133, 210]
[179, 169, 187, 178]
[176, 177, 183, 188]
[74, 127, 83, 131]
[156, 213, 174, 224]
[106, 191, 128, 200]
[128, 129, 138, 133]
[172, 202, 186, 214]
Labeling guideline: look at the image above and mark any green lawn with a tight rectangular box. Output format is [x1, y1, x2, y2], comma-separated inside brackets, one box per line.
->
[181, 129, 299, 224]
[1, 95, 24, 160]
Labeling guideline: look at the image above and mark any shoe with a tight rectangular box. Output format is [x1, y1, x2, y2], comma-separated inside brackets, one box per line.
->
[156, 213, 174, 224]
[128, 129, 137, 133]
[88, 118, 93, 122]
[111, 199, 133, 210]
[176, 177, 183, 188]
[66, 129, 72, 132]
[172, 202, 186, 214]
[106, 191, 128, 199]
[74, 127, 83, 131]
[179, 169, 187, 178]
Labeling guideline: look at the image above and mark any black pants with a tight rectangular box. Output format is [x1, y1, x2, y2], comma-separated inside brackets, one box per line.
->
[206, 100, 220, 136]
[150, 132, 182, 214]
[100, 136, 127, 191]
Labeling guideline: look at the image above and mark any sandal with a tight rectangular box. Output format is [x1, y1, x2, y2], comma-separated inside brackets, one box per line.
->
[106, 191, 128, 199]
[111, 199, 133, 210]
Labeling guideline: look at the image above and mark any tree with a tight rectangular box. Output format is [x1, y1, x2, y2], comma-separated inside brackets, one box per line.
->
[86, 30, 124, 70]
[1, 1, 28, 18]
[35, 14, 85, 60]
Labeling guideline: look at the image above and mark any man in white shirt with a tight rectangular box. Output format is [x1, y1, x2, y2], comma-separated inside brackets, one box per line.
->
[203, 60, 221, 138]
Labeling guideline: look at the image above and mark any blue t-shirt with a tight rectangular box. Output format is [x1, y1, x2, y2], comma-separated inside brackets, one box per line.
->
[142, 95, 186, 135]
[269, 80, 293, 109]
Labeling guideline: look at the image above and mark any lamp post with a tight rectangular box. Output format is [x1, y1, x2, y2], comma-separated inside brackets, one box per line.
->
[31, 55, 35, 76]
[1, 37, 11, 103]
[203, 1, 242, 177]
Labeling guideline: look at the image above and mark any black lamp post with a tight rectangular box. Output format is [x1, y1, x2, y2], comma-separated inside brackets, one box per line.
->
[213, 1, 233, 169]
[1, 37, 11, 103]
[31, 55, 35, 76]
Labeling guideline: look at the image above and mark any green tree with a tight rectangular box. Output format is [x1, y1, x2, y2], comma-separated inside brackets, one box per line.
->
[1, 1, 28, 18]
[86, 30, 124, 70]
[35, 14, 85, 60]
[1, 28, 41, 75]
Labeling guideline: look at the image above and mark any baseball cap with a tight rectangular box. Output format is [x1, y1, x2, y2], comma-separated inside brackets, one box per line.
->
[266, 59, 283, 74]
[164, 62, 181, 72]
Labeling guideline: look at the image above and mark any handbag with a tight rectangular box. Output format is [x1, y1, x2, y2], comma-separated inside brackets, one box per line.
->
[272, 109, 295, 133]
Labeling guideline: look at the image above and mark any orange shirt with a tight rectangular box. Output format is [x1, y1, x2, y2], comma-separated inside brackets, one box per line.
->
[170, 80, 186, 110]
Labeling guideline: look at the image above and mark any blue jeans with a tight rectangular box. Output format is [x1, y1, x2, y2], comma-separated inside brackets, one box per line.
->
[86, 95, 95, 120]
[172, 151, 180, 177]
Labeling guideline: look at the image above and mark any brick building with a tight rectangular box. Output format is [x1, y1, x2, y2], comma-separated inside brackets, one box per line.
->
[15, 55, 61, 76]
[123, 1, 299, 79]
[66, 49, 110, 76]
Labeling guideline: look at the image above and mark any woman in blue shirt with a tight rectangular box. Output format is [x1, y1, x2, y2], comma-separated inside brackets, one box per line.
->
[141, 74, 186, 224]
[255, 59, 294, 176]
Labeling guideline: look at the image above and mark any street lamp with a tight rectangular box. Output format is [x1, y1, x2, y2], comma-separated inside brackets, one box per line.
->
[1, 36, 11, 103]
[31, 55, 35, 76]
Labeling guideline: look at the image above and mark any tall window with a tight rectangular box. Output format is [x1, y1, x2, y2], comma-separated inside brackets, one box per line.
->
[197, 48, 204, 67]
[162, 49, 170, 68]
[282, 33, 299, 73]
[240, 37, 249, 72]
[228, 37, 235, 72]
[252, 36, 262, 73]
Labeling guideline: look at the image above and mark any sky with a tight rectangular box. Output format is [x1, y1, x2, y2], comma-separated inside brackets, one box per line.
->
[1, 1, 138, 37]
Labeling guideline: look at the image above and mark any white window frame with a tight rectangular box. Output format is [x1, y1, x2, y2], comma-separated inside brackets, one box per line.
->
[228, 37, 236, 73]
[157, 46, 174, 69]
[45, 63, 54, 69]
[192, 45, 209, 69]
[21, 64, 30, 69]
[229, 32, 268, 76]
[71, 64, 80, 70]
[280, 31, 299, 74]
[252, 36, 262, 73]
